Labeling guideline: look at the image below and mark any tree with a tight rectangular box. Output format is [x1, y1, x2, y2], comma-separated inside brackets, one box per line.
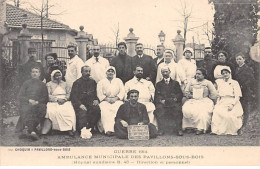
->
[210, 0, 259, 59]
[175, 0, 193, 48]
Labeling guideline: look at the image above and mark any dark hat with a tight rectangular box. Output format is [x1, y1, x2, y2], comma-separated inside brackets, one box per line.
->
[127, 89, 139, 99]
[45, 53, 57, 60]
[28, 47, 37, 53]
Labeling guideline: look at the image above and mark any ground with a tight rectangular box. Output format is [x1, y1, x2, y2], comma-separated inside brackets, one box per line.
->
[1, 115, 259, 147]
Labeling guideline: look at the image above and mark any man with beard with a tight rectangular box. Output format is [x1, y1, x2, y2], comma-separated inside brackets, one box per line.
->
[65, 44, 84, 88]
[110, 42, 133, 83]
[153, 44, 165, 67]
[154, 66, 183, 136]
[85, 45, 110, 83]
[125, 66, 156, 126]
[114, 89, 157, 139]
[132, 43, 157, 84]
[70, 66, 101, 137]
[197, 47, 217, 83]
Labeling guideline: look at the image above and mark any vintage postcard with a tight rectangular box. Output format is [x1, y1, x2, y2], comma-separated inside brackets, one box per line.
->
[0, 0, 259, 166]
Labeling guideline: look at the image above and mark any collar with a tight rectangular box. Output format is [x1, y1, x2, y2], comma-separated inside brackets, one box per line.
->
[164, 78, 170, 82]
[239, 63, 245, 68]
[138, 54, 143, 58]
[69, 55, 78, 63]
[133, 76, 145, 83]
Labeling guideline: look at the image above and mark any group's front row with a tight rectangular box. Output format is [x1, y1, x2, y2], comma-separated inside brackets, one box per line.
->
[17, 64, 244, 141]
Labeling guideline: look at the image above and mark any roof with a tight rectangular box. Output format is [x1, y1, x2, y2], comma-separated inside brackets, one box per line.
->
[5, 4, 71, 30]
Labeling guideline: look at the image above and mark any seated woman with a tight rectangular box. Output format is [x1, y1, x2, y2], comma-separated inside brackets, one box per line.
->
[182, 68, 217, 135]
[97, 66, 125, 136]
[211, 68, 244, 135]
[41, 70, 76, 136]
[44, 53, 66, 83]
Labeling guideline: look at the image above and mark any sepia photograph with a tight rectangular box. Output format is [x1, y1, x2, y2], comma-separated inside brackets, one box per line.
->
[0, 0, 260, 166]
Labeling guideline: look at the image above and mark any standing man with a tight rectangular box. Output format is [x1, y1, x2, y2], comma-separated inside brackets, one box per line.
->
[125, 65, 156, 125]
[154, 66, 183, 136]
[85, 45, 110, 83]
[17, 67, 48, 140]
[70, 66, 101, 137]
[114, 89, 157, 139]
[153, 45, 165, 67]
[197, 47, 217, 83]
[65, 44, 84, 88]
[110, 42, 133, 83]
[18, 47, 45, 86]
[132, 43, 157, 84]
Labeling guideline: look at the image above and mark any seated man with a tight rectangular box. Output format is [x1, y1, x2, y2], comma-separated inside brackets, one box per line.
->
[17, 67, 48, 141]
[125, 65, 156, 125]
[154, 66, 183, 136]
[114, 90, 157, 139]
[70, 66, 101, 138]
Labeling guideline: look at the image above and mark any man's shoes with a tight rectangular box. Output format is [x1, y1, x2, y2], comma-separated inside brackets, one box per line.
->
[185, 128, 194, 134]
[195, 130, 203, 135]
[177, 130, 184, 136]
[157, 130, 164, 136]
[68, 130, 74, 137]
[105, 131, 114, 137]
[29, 132, 40, 141]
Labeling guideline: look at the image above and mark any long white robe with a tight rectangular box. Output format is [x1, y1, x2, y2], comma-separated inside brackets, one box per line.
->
[46, 81, 76, 131]
[97, 78, 124, 133]
[125, 77, 157, 126]
[211, 78, 243, 135]
[182, 79, 217, 132]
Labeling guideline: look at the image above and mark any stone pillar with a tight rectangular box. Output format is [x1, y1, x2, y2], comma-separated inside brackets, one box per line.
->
[124, 28, 139, 57]
[18, 23, 32, 65]
[172, 30, 185, 62]
[75, 26, 89, 62]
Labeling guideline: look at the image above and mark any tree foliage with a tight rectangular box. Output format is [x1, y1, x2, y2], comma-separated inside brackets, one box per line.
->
[210, 0, 259, 59]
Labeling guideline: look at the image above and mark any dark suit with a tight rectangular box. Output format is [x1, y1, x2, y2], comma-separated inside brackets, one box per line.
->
[234, 64, 255, 124]
[110, 54, 133, 83]
[154, 78, 183, 132]
[153, 57, 164, 67]
[70, 77, 101, 131]
[114, 102, 157, 139]
[132, 54, 157, 84]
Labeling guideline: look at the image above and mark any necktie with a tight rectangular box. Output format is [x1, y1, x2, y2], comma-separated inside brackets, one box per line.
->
[165, 79, 169, 84]
[95, 57, 99, 62]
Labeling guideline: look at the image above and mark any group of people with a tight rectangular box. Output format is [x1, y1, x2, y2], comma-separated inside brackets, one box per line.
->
[16, 41, 256, 141]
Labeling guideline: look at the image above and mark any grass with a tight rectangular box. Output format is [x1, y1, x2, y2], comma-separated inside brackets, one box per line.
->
[1, 116, 259, 147]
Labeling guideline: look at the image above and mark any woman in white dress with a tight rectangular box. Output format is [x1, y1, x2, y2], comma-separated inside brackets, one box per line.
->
[41, 70, 76, 136]
[182, 68, 217, 135]
[211, 68, 244, 135]
[97, 66, 125, 136]
[178, 47, 197, 84]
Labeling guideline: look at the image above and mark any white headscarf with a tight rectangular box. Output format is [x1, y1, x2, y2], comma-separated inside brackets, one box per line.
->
[51, 69, 62, 82]
[106, 66, 117, 79]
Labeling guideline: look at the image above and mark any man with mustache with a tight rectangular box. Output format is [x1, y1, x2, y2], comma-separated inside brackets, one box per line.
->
[114, 89, 157, 139]
[85, 45, 110, 83]
[125, 65, 156, 126]
[65, 44, 84, 88]
[70, 66, 101, 138]
[132, 43, 157, 84]
[153, 44, 165, 67]
[197, 47, 217, 83]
